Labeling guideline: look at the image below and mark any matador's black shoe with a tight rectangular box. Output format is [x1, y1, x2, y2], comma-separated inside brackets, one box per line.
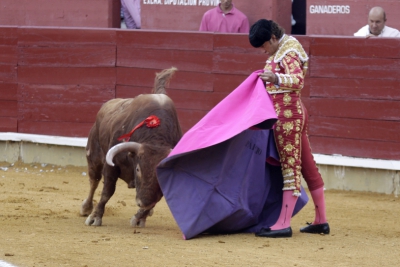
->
[300, 222, 330, 234]
[255, 227, 292, 238]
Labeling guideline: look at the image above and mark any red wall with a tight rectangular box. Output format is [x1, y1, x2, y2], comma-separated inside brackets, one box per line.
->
[142, 0, 292, 34]
[307, 0, 400, 35]
[0, 26, 399, 160]
[0, 0, 121, 28]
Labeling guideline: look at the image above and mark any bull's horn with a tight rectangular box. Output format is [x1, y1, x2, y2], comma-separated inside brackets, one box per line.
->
[106, 142, 141, 166]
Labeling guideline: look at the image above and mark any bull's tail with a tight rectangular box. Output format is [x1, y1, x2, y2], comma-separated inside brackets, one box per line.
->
[152, 67, 178, 94]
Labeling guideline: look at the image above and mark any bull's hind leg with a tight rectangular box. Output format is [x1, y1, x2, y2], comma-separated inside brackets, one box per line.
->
[80, 172, 101, 216]
[85, 167, 119, 226]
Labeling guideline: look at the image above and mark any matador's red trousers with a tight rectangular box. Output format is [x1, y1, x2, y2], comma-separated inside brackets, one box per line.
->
[271, 92, 324, 196]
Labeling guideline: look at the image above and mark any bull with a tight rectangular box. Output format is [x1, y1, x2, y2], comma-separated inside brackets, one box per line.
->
[80, 67, 182, 227]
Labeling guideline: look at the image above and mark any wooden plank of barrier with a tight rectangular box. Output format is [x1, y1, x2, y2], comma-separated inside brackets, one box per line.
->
[117, 47, 213, 72]
[309, 77, 400, 101]
[212, 33, 265, 75]
[213, 34, 255, 53]
[117, 30, 214, 51]
[309, 57, 400, 79]
[0, 45, 18, 65]
[309, 116, 400, 143]
[168, 89, 227, 111]
[213, 73, 249, 93]
[18, 27, 116, 46]
[18, 46, 116, 67]
[116, 67, 214, 92]
[310, 37, 400, 58]
[0, 65, 17, 83]
[0, 100, 17, 117]
[19, 84, 114, 103]
[212, 51, 264, 75]
[116, 85, 152, 99]
[18, 66, 116, 85]
[19, 102, 101, 123]
[310, 136, 400, 160]
[301, 82, 310, 98]
[0, 117, 17, 132]
[18, 121, 93, 137]
[0, 27, 18, 46]
[176, 108, 208, 134]
[0, 83, 17, 101]
[307, 98, 400, 121]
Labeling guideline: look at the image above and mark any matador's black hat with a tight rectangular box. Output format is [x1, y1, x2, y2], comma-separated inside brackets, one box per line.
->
[249, 19, 272, 48]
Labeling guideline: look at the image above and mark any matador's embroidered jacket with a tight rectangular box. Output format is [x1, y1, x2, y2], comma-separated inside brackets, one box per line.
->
[264, 34, 309, 196]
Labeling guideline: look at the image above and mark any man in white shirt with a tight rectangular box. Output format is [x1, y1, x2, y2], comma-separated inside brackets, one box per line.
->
[354, 6, 400, 38]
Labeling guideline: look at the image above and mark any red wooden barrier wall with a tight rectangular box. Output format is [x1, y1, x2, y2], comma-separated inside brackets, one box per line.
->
[0, 27, 399, 160]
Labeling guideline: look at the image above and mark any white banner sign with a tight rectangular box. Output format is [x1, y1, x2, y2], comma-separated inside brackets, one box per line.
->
[309, 5, 351, 14]
[143, 0, 220, 6]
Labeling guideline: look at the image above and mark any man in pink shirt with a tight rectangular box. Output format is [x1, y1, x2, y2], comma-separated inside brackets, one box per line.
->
[199, 0, 250, 33]
[121, 0, 141, 29]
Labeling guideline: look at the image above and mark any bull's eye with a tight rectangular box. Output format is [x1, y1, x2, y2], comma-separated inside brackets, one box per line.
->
[135, 164, 142, 178]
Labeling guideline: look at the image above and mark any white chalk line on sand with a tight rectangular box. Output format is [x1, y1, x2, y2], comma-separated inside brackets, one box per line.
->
[0, 260, 19, 267]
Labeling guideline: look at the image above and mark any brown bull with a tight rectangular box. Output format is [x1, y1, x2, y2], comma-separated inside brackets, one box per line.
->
[80, 67, 182, 227]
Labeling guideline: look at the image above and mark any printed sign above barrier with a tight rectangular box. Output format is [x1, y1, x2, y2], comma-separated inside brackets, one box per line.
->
[307, 0, 400, 35]
[143, 0, 218, 6]
[309, 4, 350, 14]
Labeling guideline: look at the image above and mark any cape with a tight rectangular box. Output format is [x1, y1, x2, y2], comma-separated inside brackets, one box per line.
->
[157, 70, 308, 239]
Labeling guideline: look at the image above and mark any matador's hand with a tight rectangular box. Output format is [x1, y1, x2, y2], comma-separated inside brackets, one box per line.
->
[258, 70, 277, 84]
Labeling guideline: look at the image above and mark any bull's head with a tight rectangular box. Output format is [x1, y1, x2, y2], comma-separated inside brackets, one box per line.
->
[106, 142, 169, 210]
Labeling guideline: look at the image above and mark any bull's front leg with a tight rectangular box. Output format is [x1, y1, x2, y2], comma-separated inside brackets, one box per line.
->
[85, 174, 118, 226]
[130, 208, 154, 227]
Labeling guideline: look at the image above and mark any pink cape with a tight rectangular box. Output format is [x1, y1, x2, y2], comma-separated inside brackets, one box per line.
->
[170, 70, 277, 156]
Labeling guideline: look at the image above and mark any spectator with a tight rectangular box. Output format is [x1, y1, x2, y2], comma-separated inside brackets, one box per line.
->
[199, 0, 249, 33]
[354, 6, 400, 37]
[121, 0, 141, 29]
[291, 0, 306, 35]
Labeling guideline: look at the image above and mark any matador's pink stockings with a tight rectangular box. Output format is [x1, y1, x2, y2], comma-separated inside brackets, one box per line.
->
[270, 191, 298, 230]
[310, 187, 328, 224]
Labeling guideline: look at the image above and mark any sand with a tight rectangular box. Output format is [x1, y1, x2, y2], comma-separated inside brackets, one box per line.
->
[0, 161, 399, 267]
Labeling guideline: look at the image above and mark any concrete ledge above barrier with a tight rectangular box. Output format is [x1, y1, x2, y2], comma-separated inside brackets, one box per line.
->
[1, 133, 399, 196]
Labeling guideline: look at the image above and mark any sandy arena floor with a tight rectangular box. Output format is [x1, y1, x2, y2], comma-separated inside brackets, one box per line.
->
[0, 161, 399, 267]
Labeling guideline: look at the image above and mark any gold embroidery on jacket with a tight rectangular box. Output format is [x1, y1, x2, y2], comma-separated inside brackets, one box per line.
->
[283, 109, 293, 118]
[282, 122, 294, 136]
[283, 93, 292, 106]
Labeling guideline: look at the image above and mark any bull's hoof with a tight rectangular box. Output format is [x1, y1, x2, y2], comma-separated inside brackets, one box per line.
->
[131, 216, 146, 227]
[80, 199, 93, 216]
[85, 214, 102, 226]
[148, 208, 154, 217]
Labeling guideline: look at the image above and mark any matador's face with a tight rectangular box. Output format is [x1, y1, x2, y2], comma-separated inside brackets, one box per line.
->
[260, 36, 279, 57]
